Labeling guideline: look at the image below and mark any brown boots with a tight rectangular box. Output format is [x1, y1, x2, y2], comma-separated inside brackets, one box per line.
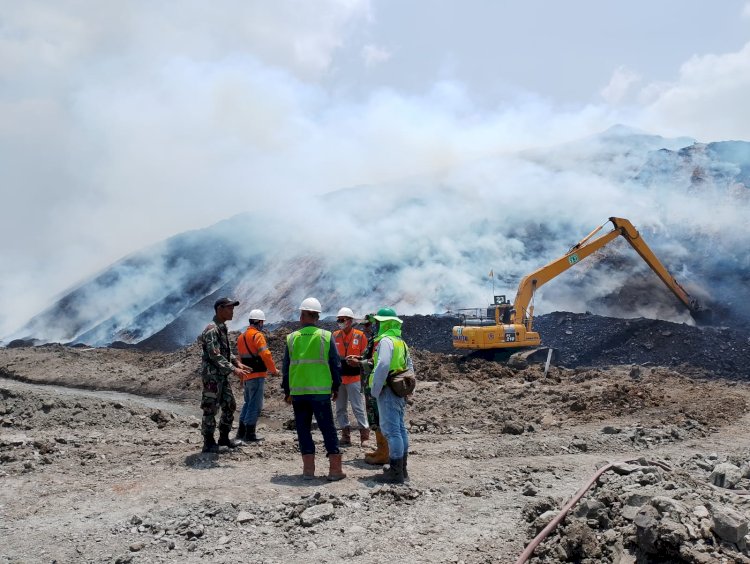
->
[326, 453, 346, 481]
[340, 427, 371, 448]
[340, 426, 351, 446]
[364, 430, 389, 465]
[302, 454, 315, 480]
[301, 453, 347, 481]
[359, 427, 371, 447]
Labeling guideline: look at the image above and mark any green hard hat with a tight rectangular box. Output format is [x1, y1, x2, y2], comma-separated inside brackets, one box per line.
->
[373, 307, 402, 323]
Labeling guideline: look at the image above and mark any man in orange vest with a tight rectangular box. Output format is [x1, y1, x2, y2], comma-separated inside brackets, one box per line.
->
[333, 307, 370, 447]
[236, 309, 279, 442]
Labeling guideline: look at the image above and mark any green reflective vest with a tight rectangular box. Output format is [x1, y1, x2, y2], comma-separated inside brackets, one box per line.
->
[287, 326, 333, 395]
[370, 336, 408, 388]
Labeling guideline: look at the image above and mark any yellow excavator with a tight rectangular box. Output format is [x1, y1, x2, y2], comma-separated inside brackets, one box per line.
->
[451, 217, 710, 362]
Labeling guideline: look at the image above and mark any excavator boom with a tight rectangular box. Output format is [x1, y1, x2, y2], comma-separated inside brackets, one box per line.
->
[512, 217, 709, 327]
[608, 217, 711, 323]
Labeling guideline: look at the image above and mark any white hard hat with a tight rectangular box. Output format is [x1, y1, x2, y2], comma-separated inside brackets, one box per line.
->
[336, 307, 355, 319]
[249, 309, 265, 321]
[299, 297, 322, 313]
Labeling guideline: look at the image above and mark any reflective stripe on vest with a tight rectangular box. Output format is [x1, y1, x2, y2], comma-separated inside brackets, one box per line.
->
[369, 336, 408, 388]
[287, 327, 333, 395]
[238, 327, 270, 356]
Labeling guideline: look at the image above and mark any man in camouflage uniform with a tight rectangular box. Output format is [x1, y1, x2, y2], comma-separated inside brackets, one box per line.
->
[200, 297, 249, 453]
[359, 316, 378, 427]
[350, 314, 389, 465]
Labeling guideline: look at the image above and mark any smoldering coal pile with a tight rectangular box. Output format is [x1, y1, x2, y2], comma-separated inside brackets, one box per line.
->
[397, 313, 750, 379]
[534, 312, 750, 379]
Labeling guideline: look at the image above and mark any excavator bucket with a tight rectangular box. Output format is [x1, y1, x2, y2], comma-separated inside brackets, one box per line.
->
[690, 307, 713, 326]
[507, 347, 559, 369]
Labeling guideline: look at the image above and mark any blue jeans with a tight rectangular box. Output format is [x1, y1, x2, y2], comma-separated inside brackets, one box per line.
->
[376, 387, 409, 459]
[240, 378, 265, 426]
[292, 395, 340, 456]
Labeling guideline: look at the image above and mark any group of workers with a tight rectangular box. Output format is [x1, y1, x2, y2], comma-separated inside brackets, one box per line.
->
[199, 296, 413, 484]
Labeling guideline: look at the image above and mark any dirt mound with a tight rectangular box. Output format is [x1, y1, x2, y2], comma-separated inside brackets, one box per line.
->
[0, 384, 197, 479]
[0, 343, 203, 401]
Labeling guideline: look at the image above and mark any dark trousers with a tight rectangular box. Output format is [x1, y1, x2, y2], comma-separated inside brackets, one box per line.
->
[292, 395, 340, 456]
[364, 387, 380, 430]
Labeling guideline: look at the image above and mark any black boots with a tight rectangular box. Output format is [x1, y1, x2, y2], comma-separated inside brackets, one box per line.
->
[217, 424, 240, 449]
[403, 453, 409, 481]
[206, 423, 261, 452]
[374, 458, 405, 484]
[204, 424, 243, 453]
[243, 424, 263, 442]
[202, 433, 219, 454]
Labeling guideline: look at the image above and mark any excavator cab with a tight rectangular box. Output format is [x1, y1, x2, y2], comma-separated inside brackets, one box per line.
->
[487, 295, 513, 324]
[452, 294, 541, 351]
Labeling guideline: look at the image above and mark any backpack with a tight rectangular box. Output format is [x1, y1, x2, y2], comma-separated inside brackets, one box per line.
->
[240, 332, 268, 373]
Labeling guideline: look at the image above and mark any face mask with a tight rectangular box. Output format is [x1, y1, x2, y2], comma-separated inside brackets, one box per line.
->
[337, 321, 346, 330]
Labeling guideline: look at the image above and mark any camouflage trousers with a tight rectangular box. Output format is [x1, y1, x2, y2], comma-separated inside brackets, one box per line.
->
[201, 373, 236, 437]
[364, 387, 380, 431]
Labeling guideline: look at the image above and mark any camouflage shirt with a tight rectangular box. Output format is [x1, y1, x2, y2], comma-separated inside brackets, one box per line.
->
[200, 316, 235, 378]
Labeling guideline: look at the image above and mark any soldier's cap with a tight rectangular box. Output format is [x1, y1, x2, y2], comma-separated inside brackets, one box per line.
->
[214, 297, 240, 310]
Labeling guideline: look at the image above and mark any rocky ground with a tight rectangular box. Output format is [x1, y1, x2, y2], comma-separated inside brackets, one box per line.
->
[1, 313, 750, 563]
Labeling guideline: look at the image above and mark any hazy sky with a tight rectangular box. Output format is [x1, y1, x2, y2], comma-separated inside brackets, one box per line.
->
[1, 0, 750, 336]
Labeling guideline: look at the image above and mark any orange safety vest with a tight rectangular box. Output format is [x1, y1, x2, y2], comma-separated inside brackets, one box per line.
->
[333, 328, 368, 385]
[237, 326, 277, 381]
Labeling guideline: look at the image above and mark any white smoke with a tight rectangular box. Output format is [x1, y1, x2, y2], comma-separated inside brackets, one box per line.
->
[1, 2, 750, 339]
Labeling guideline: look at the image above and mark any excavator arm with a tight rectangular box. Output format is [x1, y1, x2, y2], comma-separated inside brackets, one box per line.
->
[511, 217, 710, 329]
[609, 217, 709, 321]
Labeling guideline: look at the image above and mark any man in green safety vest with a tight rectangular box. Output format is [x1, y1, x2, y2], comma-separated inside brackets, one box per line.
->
[282, 297, 346, 481]
[369, 307, 414, 484]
